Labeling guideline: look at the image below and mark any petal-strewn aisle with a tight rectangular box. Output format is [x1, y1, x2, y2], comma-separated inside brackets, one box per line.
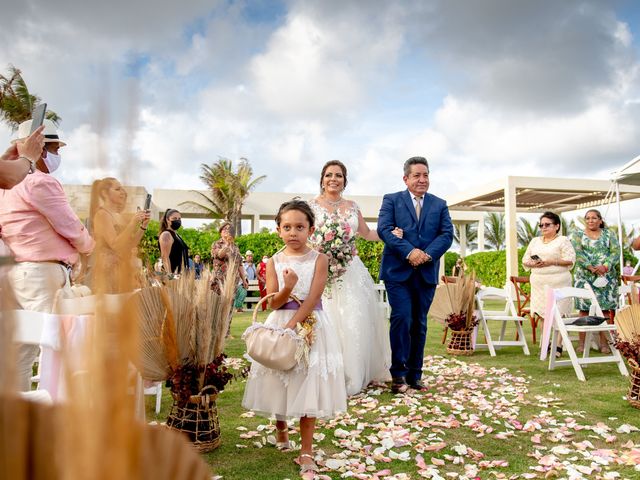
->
[235, 355, 640, 479]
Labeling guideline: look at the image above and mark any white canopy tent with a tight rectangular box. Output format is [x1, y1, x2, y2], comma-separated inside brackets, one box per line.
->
[609, 154, 640, 273]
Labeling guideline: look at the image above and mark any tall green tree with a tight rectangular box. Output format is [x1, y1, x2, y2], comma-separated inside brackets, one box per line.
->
[484, 212, 505, 251]
[182, 157, 266, 235]
[0, 65, 60, 131]
[517, 217, 539, 247]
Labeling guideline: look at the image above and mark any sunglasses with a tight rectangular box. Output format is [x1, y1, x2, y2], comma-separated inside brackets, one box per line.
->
[538, 222, 555, 228]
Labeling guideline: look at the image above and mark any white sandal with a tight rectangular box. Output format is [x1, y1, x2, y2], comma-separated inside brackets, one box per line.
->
[275, 427, 291, 450]
[296, 453, 318, 474]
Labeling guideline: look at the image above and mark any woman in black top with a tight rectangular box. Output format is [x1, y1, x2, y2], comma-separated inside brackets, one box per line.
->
[159, 208, 189, 275]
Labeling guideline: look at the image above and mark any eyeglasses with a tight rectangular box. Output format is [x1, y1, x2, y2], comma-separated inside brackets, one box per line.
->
[538, 222, 554, 228]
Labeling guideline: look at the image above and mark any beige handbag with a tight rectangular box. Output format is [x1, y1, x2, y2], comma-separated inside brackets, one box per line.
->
[242, 293, 305, 371]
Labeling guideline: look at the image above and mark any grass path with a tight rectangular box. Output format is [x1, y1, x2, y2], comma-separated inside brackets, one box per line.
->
[147, 312, 640, 479]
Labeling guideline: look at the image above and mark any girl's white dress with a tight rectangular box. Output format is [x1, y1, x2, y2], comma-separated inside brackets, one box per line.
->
[310, 200, 392, 396]
[242, 249, 347, 419]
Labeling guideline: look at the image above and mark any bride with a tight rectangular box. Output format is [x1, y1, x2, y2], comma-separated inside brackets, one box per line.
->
[310, 160, 399, 396]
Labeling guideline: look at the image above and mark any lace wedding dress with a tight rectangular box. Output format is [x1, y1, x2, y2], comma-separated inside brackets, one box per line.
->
[310, 200, 392, 396]
[242, 249, 347, 419]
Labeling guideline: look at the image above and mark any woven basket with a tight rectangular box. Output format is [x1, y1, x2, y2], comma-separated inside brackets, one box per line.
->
[628, 359, 640, 410]
[166, 386, 221, 452]
[446, 329, 474, 356]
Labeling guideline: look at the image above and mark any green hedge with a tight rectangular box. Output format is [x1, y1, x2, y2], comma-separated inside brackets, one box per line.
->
[140, 223, 284, 265]
[141, 225, 636, 285]
[462, 248, 527, 288]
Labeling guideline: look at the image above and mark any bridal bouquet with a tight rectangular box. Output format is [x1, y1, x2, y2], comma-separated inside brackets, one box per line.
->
[311, 214, 357, 291]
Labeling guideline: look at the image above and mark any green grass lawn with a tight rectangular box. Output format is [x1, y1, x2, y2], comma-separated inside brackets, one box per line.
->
[146, 309, 640, 480]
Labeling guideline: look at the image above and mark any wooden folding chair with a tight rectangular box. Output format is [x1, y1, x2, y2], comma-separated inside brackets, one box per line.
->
[509, 275, 539, 344]
[548, 285, 628, 381]
[440, 275, 459, 344]
[475, 287, 530, 356]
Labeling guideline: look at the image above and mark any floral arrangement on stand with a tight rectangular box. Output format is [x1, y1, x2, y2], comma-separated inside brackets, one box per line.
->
[134, 262, 239, 451]
[429, 272, 478, 355]
[310, 212, 357, 294]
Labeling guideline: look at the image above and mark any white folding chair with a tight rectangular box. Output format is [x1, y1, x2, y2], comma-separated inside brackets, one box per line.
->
[475, 287, 530, 356]
[374, 281, 391, 318]
[8, 309, 47, 387]
[548, 286, 628, 381]
[54, 292, 162, 415]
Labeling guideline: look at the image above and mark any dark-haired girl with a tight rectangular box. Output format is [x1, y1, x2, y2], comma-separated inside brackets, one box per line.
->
[242, 199, 346, 476]
[159, 209, 189, 275]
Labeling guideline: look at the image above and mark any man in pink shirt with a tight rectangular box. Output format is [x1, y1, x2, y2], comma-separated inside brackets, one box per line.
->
[0, 119, 95, 391]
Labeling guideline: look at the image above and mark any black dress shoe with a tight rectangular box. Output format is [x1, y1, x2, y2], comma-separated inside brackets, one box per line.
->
[408, 380, 428, 391]
[391, 377, 408, 394]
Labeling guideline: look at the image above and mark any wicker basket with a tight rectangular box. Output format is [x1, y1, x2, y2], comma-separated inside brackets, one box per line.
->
[628, 359, 640, 410]
[166, 386, 221, 452]
[446, 329, 474, 356]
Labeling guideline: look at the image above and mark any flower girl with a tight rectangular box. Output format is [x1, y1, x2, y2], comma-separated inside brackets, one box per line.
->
[242, 199, 346, 475]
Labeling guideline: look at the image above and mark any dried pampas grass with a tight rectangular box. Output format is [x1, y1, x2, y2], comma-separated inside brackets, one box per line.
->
[136, 258, 237, 390]
[616, 304, 640, 342]
[430, 272, 477, 328]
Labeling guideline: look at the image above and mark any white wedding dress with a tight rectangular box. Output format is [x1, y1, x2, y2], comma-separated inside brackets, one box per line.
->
[310, 200, 392, 396]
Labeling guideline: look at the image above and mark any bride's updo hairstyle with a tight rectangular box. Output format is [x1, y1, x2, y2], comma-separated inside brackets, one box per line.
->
[319, 160, 348, 192]
[275, 198, 315, 228]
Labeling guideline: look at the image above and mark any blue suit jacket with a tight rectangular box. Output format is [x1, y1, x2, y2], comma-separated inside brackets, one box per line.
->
[377, 190, 454, 284]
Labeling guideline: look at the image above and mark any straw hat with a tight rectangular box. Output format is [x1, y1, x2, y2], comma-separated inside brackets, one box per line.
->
[13, 119, 66, 146]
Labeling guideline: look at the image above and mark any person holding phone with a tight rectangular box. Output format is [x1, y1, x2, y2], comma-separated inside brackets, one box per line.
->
[522, 211, 576, 357]
[88, 177, 151, 292]
[0, 118, 95, 390]
[0, 125, 45, 189]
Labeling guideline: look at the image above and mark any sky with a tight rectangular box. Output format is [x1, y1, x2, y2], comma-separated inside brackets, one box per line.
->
[1, 0, 639, 228]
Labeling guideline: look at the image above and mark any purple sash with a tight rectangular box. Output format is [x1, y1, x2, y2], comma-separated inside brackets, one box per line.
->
[279, 299, 323, 311]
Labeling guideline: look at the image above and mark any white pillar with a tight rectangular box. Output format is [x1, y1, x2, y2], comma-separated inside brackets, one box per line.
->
[459, 222, 467, 257]
[477, 219, 485, 252]
[504, 177, 518, 284]
[252, 214, 260, 234]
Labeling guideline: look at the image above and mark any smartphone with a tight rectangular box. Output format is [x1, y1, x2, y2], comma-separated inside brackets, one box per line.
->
[530, 255, 540, 261]
[144, 194, 152, 210]
[30, 103, 47, 134]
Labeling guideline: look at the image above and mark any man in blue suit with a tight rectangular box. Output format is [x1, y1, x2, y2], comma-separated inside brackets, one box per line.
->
[377, 157, 453, 393]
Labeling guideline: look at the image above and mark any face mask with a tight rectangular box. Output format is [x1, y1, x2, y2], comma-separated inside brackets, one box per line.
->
[44, 151, 61, 173]
[262, 257, 268, 263]
[170, 219, 182, 230]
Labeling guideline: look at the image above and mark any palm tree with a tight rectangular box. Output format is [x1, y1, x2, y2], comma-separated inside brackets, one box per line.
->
[484, 212, 505, 250]
[182, 157, 266, 235]
[0, 65, 60, 131]
[453, 223, 478, 252]
[517, 217, 539, 247]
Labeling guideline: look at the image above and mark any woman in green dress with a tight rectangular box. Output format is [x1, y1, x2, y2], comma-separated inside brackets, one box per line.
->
[570, 209, 619, 354]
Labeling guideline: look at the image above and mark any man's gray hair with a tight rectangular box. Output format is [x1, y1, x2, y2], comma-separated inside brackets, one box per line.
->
[403, 156, 429, 176]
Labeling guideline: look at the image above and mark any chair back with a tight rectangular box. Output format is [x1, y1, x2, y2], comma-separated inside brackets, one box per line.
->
[509, 276, 531, 317]
[476, 287, 518, 317]
[8, 310, 47, 345]
[441, 276, 459, 284]
[552, 285, 604, 317]
[621, 275, 640, 305]
[54, 293, 131, 316]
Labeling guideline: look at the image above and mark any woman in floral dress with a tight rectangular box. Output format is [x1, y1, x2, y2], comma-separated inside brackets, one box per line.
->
[570, 209, 619, 354]
[310, 160, 401, 396]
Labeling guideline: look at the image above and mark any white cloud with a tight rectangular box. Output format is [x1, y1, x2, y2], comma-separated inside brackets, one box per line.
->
[0, 0, 639, 231]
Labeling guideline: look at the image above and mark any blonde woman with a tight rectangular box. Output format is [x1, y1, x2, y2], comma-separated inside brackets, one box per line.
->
[90, 178, 150, 292]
